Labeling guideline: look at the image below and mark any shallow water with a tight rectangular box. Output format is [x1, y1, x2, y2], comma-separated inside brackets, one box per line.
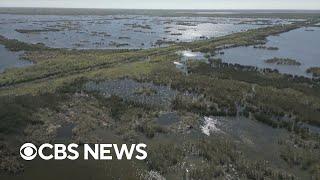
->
[215, 116, 286, 146]
[175, 50, 208, 74]
[216, 27, 320, 77]
[301, 123, 320, 134]
[157, 112, 180, 126]
[56, 123, 75, 140]
[84, 79, 177, 108]
[0, 45, 32, 73]
[179, 50, 205, 60]
[0, 14, 292, 49]
[202, 116, 287, 149]
[211, 116, 288, 165]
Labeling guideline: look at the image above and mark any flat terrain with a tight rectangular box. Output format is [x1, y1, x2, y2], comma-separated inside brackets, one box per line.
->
[0, 9, 320, 179]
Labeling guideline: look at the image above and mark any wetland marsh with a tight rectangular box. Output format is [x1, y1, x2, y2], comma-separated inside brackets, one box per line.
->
[0, 45, 32, 73]
[0, 14, 292, 49]
[216, 26, 320, 77]
[0, 8, 320, 180]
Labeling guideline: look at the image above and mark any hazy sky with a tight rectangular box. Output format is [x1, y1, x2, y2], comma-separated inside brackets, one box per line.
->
[0, 0, 319, 9]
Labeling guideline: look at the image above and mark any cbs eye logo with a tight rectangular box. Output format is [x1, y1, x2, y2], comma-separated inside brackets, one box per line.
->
[20, 143, 37, 161]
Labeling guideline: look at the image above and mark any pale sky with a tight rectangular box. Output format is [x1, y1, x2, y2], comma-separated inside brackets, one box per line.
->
[0, 0, 319, 10]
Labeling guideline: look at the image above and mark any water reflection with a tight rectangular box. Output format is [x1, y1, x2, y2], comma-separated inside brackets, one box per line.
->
[0, 14, 292, 49]
[175, 50, 208, 74]
[216, 27, 320, 77]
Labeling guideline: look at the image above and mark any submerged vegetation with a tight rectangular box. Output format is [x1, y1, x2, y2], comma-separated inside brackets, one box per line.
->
[307, 67, 320, 77]
[15, 28, 61, 34]
[0, 35, 50, 51]
[253, 45, 279, 50]
[0, 11, 320, 179]
[264, 57, 302, 65]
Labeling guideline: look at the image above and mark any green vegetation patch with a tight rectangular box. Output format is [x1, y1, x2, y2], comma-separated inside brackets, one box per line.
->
[265, 57, 301, 66]
[15, 28, 61, 34]
[307, 67, 320, 77]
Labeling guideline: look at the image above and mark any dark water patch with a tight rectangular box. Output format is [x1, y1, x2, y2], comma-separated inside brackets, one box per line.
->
[300, 123, 320, 135]
[206, 116, 288, 165]
[0, 45, 32, 73]
[56, 123, 75, 140]
[215, 116, 286, 146]
[156, 112, 180, 126]
[84, 79, 177, 109]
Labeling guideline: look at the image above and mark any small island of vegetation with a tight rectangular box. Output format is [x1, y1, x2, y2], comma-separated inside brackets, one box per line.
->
[264, 57, 301, 65]
[15, 28, 61, 34]
[306, 67, 320, 77]
[253, 45, 279, 50]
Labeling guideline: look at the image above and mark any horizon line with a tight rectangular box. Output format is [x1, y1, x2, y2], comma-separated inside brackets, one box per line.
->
[1, 7, 320, 11]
